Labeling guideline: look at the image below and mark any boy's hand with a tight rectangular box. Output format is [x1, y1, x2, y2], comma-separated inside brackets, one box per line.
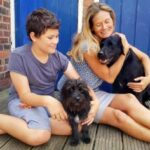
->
[46, 98, 68, 121]
[19, 103, 32, 109]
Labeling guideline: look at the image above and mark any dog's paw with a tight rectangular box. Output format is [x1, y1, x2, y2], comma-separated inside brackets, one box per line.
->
[70, 138, 80, 146]
[81, 136, 91, 144]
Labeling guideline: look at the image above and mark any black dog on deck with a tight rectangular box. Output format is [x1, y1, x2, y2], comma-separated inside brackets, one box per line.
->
[97, 34, 150, 107]
[61, 79, 92, 146]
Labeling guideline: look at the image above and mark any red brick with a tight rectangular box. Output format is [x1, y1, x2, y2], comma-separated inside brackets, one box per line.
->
[0, 23, 8, 30]
[4, 31, 10, 36]
[0, 0, 2, 5]
[0, 7, 7, 15]
[0, 37, 8, 43]
[0, 50, 10, 58]
[0, 16, 2, 21]
[0, 30, 3, 36]
[0, 65, 7, 71]
[7, 24, 10, 30]
[3, 16, 10, 23]
[0, 45, 3, 50]
[4, 1, 10, 8]
[4, 44, 10, 50]
[0, 0, 10, 90]
[83, 0, 94, 17]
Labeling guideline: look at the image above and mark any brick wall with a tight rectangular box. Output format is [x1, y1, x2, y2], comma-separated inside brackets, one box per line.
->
[0, 0, 10, 91]
[83, 0, 94, 17]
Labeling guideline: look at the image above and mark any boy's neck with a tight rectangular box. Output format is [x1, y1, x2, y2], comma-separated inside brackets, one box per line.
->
[31, 45, 49, 64]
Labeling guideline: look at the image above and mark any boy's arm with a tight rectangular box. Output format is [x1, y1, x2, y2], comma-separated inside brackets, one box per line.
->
[10, 72, 67, 120]
[64, 61, 80, 79]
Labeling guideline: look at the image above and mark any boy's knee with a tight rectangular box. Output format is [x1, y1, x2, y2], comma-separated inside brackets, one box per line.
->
[27, 130, 51, 146]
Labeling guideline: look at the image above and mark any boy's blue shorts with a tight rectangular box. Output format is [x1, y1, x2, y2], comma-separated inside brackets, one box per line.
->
[8, 98, 51, 130]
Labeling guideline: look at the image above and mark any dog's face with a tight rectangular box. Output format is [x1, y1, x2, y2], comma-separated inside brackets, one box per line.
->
[61, 79, 92, 113]
[97, 34, 124, 66]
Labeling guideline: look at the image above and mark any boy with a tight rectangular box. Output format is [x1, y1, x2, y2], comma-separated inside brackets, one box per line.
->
[0, 8, 98, 146]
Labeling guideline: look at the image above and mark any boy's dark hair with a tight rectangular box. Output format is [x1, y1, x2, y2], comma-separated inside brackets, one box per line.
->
[26, 8, 60, 41]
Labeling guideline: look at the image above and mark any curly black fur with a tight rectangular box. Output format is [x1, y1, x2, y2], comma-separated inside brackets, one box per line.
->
[61, 79, 92, 146]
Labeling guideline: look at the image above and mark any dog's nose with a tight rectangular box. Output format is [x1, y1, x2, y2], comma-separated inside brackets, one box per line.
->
[98, 51, 105, 59]
[76, 96, 80, 101]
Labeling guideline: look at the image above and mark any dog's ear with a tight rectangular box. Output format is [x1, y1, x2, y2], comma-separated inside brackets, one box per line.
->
[61, 80, 73, 97]
[113, 34, 125, 55]
[78, 81, 89, 92]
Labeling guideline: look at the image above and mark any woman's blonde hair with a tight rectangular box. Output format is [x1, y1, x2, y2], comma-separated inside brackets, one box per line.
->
[68, 2, 116, 62]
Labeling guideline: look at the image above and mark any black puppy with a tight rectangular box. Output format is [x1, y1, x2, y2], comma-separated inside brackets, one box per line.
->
[97, 34, 150, 106]
[61, 79, 92, 146]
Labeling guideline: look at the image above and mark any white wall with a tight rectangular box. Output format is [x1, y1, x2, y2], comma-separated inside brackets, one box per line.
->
[10, 0, 15, 50]
[78, 0, 83, 33]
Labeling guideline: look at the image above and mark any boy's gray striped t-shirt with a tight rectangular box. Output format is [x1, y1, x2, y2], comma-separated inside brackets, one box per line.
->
[8, 44, 69, 100]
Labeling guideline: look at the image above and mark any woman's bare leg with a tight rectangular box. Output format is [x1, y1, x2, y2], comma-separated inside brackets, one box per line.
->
[109, 93, 150, 128]
[100, 107, 150, 142]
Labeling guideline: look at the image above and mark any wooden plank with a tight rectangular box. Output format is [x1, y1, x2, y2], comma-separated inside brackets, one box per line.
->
[123, 134, 150, 150]
[0, 89, 9, 102]
[0, 135, 11, 148]
[0, 90, 12, 148]
[0, 138, 31, 150]
[33, 136, 67, 150]
[94, 125, 122, 150]
[63, 124, 97, 150]
[0, 89, 9, 114]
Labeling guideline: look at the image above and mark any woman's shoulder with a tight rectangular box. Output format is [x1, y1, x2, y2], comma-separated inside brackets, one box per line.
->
[80, 40, 89, 53]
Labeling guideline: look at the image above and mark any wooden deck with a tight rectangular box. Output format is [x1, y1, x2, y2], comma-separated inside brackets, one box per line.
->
[0, 89, 150, 150]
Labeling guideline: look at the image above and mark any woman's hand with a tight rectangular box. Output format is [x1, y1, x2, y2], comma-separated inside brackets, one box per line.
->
[114, 32, 130, 55]
[46, 97, 68, 121]
[127, 76, 150, 92]
[81, 100, 99, 126]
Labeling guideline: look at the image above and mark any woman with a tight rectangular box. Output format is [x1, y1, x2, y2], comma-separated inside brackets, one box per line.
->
[58, 2, 150, 142]
[0, 8, 98, 146]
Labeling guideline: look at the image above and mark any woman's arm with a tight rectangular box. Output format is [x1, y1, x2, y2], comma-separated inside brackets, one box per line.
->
[130, 45, 150, 78]
[84, 52, 126, 83]
[84, 33, 129, 83]
[127, 45, 150, 92]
